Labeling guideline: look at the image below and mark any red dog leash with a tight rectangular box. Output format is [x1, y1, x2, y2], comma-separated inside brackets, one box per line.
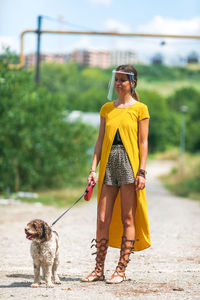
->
[51, 180, 96, 227]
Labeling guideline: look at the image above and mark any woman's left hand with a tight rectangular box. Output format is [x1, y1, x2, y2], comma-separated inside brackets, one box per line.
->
[135, 175, 146, 191]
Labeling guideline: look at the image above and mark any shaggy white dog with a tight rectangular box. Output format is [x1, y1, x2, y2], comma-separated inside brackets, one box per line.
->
[25, 219, 61, 288]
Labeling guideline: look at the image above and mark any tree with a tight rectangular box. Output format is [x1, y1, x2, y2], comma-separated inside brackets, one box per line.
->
[0, 54, 97, 192]
[167, 87, 200, 152]
[40, 63, 109, 112]
[140, 90, 179, 152]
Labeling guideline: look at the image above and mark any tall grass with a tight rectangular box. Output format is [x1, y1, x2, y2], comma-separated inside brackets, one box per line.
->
[8, 176, 97, 208]
[159, 150, 200, 201]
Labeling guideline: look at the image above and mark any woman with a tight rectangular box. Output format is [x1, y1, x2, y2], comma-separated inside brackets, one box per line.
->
[82, 65, 150, 284]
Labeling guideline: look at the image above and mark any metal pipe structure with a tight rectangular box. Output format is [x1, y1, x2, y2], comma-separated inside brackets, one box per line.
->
[179, 105, 188, 176]
[8, 29, 200, 69]
[35, 16, 42, 86]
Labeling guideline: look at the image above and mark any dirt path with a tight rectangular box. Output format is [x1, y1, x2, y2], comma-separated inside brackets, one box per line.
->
[0, 160, 200, 300]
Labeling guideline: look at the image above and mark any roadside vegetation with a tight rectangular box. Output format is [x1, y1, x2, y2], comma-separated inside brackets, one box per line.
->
[17, 181, 98, 208]
[0, 50, 97, 206]
[156, 149, 200, 202]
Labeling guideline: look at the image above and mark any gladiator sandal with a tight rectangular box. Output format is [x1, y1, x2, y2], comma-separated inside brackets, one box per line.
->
[106, 236, 135, 284]
[81, 238, 108, 282]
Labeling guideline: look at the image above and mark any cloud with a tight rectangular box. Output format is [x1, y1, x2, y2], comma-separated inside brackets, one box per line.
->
[134, 16, 200, 64]
[138, 16, 200, 35]
[104, 19, 131, 33]
[88, 0, 112, 5]
[68, 35, 95, 50]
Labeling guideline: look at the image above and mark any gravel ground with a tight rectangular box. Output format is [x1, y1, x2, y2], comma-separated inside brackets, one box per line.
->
[0, 160, 200, 300]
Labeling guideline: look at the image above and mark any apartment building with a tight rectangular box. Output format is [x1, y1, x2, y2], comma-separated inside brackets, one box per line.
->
[25, 53, 67, 67]
[25, 49, 138, 68]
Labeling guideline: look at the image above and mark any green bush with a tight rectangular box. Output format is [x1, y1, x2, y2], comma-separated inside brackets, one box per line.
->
[0, 54, 97, 192]
[167, 87, 200, 152]
[139, 90, 180, 152]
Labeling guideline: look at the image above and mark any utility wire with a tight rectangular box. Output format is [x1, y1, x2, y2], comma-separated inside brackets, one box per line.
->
[40, 16, 200, 47]
[41, 15, 96, 32]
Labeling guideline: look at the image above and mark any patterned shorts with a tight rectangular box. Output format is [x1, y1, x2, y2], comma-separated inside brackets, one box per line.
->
[103, 145, 135, 187]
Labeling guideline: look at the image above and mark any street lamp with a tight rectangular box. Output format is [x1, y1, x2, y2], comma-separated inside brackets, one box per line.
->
[180, 105, 188, 175]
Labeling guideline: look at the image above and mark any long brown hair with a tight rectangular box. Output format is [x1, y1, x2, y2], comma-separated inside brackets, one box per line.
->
[116, 65, 139, 101]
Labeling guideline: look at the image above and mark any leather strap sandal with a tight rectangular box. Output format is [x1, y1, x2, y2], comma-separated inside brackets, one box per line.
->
[81, 270, 105, 282]
[81, 238, 108, 282]
[105, 270, 126, 284]
[106, 236, 135, 284]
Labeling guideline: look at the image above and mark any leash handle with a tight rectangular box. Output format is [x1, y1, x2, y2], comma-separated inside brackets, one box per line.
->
[84, 180, 96, 201]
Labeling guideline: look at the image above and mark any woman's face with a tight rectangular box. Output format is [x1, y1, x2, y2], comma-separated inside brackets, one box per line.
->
[114, 72, 133, 96]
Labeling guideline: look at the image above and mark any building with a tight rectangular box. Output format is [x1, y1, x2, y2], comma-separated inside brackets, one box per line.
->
[25, 49, 138, 68]
[151, 53, 163, 65]
[70, 50, 89, 66]
[109, 50, 137, 66]
[187, 51, 199, 64]
[89, 51, 110, 69]
[25, 53, 67, 67]
[70, 49, 138, 68]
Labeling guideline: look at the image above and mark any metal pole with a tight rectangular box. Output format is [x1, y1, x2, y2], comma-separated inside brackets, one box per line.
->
[180, 115, 185, 175]
[35, 15, 42, 86]
[180, 105, 188, 176]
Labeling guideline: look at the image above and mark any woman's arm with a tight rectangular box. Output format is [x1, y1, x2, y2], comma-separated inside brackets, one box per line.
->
[135, 118, 149, 190]
[88, 116, 105, 183]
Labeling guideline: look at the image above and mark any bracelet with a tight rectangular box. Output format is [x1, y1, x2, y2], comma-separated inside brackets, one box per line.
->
[137, 169, 147, 178]
[89, 170, 96, 174]
[137, 173, 145, 179]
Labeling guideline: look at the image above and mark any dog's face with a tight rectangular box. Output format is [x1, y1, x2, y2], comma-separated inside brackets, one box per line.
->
[25, 219, 52, 243]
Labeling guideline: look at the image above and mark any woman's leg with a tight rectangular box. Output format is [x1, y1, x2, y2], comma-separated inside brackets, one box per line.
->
[106, 183, 137, 284]
[120, 183, 137, 240]
[97, 184, 119, 240]
[82, 184, 118, 282]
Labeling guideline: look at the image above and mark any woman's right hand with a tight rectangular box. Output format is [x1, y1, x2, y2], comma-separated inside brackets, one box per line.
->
[88, 171, 97, 184]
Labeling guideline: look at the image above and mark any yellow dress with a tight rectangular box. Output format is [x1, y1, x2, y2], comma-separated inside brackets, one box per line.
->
[98, 101, 151, 251]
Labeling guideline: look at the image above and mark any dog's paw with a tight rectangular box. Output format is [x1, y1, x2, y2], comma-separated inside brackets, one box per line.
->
[40, 280, 46, 285]
[31, 283, 40, 288]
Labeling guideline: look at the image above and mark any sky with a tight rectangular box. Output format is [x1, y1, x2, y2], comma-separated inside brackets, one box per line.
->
[0, 0, 200, 64]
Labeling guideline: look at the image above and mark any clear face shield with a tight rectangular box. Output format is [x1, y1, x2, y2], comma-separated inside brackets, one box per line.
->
[107, 70, 135, 101]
